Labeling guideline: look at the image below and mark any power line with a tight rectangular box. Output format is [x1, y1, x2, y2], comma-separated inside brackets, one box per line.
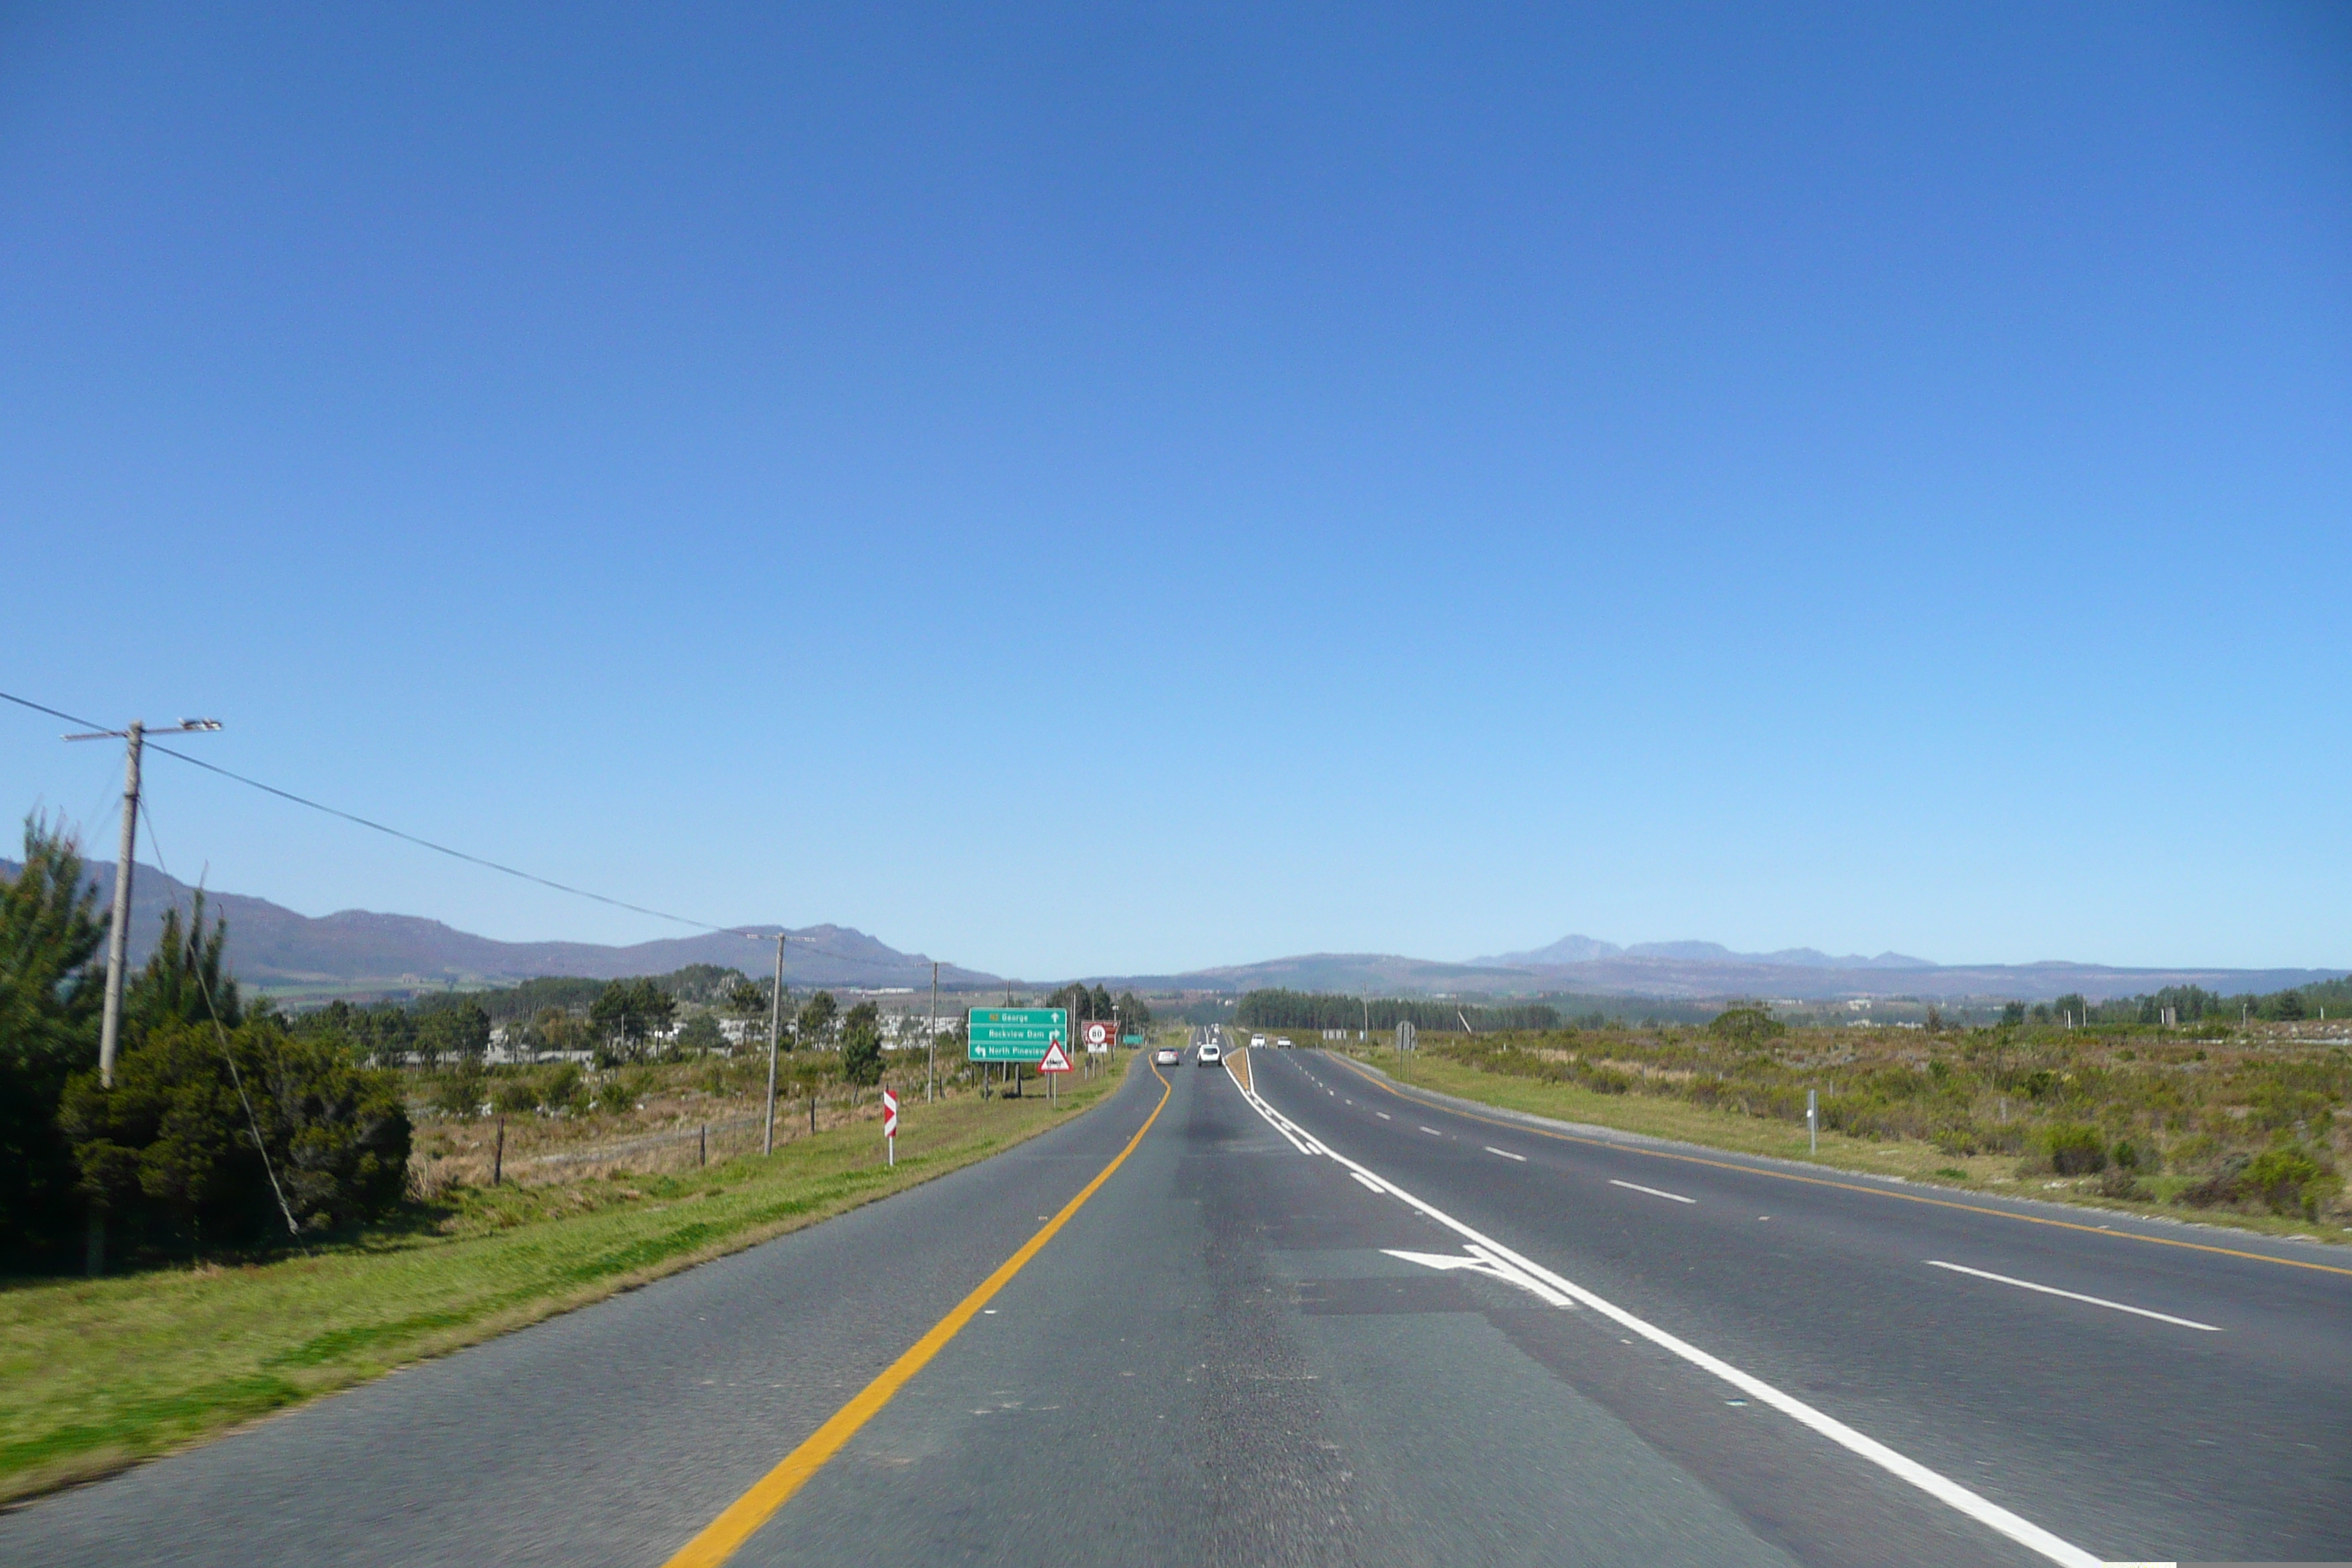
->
[140, 739, 745, 935]
[1, 689, 105, 731]
[1, 686, 823, 951]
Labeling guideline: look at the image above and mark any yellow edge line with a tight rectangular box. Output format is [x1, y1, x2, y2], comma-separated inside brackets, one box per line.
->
[1326, 1053, 2352, 1279]
[661, 1062, 1177, 1568]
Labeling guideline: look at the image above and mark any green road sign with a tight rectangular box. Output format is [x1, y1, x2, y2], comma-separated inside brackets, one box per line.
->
[967, 1007, 1068, 1063]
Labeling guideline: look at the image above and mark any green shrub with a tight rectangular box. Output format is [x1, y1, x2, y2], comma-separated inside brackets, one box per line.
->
[840, 1007, 883, 1088]
[2178, 1154, 2249, 1209]
[2095, 1167, 2148, 1200]
[0, 821, 104, 1268]
[538, 1062, 586, 1114]
[59, 1019, 410, 1253]
[2243, 1141, 2335, 1218]
[489, 1077, 539, 1115]
[429, 1062, 486, 1117]
[2044, 1123, 2108, 1176]
[1580, 1064, 1633, 1095]
[595, 1070, 648, 1114]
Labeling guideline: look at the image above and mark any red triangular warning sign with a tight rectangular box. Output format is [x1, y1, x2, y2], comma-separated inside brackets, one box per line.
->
[1039, 1040, 1073, 1073]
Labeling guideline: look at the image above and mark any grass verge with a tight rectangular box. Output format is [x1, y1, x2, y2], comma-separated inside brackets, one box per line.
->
[1336, 1046, 2351, 1247]
[0, 1052, 1138, 1507]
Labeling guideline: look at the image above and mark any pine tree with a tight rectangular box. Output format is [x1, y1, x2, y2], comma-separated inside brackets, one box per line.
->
[0, 820, 105, 1263]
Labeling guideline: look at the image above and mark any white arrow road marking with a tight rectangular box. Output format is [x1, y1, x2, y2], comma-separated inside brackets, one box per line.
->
[1225, 1065, 2103, 1568]
[1925, 1260, 2221, 1332]
[1382, 1244, 1578, 1308]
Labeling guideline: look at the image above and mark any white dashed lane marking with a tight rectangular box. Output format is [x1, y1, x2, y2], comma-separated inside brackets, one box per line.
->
[1610, 1179, 1695, 1205]
[1924, 1260, 2220, 1332]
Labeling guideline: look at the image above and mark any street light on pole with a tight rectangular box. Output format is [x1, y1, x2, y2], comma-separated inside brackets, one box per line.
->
[62, 718, 222, 1088]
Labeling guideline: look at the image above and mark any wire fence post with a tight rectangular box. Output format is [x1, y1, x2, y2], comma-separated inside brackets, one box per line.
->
[493, 1116, 505, 1186]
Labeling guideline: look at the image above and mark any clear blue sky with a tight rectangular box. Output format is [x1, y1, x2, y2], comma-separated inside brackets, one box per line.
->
[4, 3, 2348, 978]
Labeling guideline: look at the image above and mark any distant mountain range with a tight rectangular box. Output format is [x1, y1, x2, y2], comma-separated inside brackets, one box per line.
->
[1479, 935, 1935, 971]
[6, 861, 2338, 1005]
[1109, 941, 2344, 1004]
[1, 859, 996, 995]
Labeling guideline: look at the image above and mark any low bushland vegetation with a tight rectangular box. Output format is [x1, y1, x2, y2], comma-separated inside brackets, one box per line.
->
[1354, 1013, 2348, 1232]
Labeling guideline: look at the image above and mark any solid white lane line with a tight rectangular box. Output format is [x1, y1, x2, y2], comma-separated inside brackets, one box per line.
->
[1610, 1178, 1695, 1205]
[1351, 1171, 1384, 1192]
[1222, 1060, 1318, 1156]
[1924, 1261, 2221, 1332]
[1224, 1072, 2100, 1568]
[1485, 1146, 1527, 1162]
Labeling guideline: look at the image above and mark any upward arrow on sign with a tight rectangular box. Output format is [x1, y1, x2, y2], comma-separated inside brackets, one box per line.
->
[1039, 1040, 1073, 1074]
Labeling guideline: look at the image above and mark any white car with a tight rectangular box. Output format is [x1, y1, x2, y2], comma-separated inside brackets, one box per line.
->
[1250, 1035, 1266, 1048]
[1198, 1042, 1224, 1065]
[1154, 1046, 1180, 1067]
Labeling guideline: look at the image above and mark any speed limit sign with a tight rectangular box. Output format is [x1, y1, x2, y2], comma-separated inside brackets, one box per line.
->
[1081, 1019, 1114, 1053]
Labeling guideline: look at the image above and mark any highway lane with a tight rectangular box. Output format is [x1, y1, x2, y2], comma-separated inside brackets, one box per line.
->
[1254, 1047, 2352, 1565]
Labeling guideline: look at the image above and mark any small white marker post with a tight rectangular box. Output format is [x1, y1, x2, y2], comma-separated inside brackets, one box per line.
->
[1806, 1088, 1818, 1155]
[882, 1088, 899, 1167]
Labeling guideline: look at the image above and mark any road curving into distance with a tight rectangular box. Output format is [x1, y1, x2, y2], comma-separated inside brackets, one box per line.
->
[5, 1044, 2344, 1566]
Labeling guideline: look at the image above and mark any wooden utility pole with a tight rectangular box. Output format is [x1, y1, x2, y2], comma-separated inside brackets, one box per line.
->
[927, 960, 938, 1104]
[97, 722, 142, 1088]
[764, 934, 785, 1155]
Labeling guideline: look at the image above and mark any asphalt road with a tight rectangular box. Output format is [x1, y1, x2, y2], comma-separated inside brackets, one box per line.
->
[6, 1047, 2348, 1566]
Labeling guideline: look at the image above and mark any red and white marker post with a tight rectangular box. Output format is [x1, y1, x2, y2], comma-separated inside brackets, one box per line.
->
[881, 1087, 899, 1166]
